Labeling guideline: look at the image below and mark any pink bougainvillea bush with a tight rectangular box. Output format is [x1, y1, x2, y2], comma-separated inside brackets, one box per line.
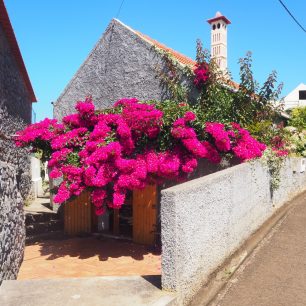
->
[193, 62, 209, 89]
[15, 98, 266, 215]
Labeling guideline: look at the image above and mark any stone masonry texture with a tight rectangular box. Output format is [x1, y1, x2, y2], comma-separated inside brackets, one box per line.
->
[0, 162, 25, 282]
[0, 22, 32, 283]
[54, 19, 170, 121]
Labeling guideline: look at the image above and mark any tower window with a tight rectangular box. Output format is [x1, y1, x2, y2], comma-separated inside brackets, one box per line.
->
[213, 24, 216, 30]
[299, 90, 306, 100]
[217, 23, 220, 29]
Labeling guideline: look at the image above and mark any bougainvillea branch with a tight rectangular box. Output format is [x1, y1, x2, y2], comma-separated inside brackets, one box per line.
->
[15, 98, 266, 215]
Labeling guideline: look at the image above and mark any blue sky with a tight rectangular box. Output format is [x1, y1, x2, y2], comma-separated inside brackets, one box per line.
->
[5, 0, 306, 121]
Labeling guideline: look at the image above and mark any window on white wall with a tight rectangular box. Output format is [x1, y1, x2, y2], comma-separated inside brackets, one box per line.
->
[299, 90, 306, 100]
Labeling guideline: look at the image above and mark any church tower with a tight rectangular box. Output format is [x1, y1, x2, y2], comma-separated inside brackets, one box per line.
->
[207, 12, 231, 72]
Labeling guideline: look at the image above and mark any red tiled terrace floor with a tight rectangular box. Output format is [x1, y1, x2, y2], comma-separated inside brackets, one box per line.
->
[18, 236, 161, 280]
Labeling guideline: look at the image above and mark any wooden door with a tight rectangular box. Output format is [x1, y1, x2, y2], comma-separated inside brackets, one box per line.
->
[64, 190, 92, 235]
[133, 184, 158, 245]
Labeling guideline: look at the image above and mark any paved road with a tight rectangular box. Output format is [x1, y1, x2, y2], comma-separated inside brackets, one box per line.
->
[211, 192, 306, 306]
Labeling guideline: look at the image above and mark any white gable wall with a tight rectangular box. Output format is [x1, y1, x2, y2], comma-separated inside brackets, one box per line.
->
[284, 83, 306, 109]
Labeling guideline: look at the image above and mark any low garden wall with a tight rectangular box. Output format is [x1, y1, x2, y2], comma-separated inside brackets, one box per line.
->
[161, 157, 306, 305]
[0, 161, 25, 284]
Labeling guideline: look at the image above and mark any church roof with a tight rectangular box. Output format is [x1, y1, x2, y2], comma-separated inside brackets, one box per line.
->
[0, 0, 36, 102]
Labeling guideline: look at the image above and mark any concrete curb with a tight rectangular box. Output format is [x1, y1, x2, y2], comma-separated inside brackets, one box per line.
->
[189, 189, 306, 306]
[0, 276, 177, 306]
[149, 295, 177, 306]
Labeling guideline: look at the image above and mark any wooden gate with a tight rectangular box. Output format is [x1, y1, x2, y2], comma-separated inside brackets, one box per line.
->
[133, 184, 158, 245]
[64, 190, 92, 235]
[64, 185, 158, 243]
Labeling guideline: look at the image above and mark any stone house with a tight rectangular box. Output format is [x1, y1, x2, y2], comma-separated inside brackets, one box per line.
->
[53, 19, 192, 120]
[0, 0, 36, 282]
[53, 18, 200, 243]
[53, 13, 234, 243]
[54, 12, 232, 119]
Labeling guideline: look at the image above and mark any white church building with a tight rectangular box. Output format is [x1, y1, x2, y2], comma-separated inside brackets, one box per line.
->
[283, 83, 306, 110]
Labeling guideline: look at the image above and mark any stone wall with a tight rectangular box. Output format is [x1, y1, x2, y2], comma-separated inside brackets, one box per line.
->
[161, 158, 306, 305]
[0, 22, 32, 283]
[0, 25, 32, 123]
[54, 19, 168, 121]
[0, 162, 24, 282]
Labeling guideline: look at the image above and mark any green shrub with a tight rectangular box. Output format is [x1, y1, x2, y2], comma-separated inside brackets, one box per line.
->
[288, 107, 306, 131]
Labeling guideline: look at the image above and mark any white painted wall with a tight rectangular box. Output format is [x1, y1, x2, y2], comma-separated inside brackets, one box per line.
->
[208, 12, 230, 72]
[31, 156, 43, 197]
[284, 83, 306, 109]
[161, 158, 306, 305]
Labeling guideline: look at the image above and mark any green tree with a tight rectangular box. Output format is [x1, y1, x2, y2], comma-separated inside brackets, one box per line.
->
[195, 42, 283, 126]
[289, 106, 306, 131]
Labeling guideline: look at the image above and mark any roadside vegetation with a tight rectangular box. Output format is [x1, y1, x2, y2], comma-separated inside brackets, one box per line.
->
[14, 40, 306, 210]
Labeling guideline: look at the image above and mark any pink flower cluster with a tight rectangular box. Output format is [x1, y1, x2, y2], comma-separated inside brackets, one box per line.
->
[15, 118, 63, 147]
[171, 119, 266, 165]
[193, 63, 209, 88]
[115, 98, 163, 140]
[206, 122, 231, 152]
[15, 98, 267, 215]
[271, 135, 288, 157]
[230, 123, 267, 160]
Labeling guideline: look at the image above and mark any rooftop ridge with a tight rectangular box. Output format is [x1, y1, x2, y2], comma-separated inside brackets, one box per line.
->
[0, 0, 36, 102]
[135, 30, 196, 67]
